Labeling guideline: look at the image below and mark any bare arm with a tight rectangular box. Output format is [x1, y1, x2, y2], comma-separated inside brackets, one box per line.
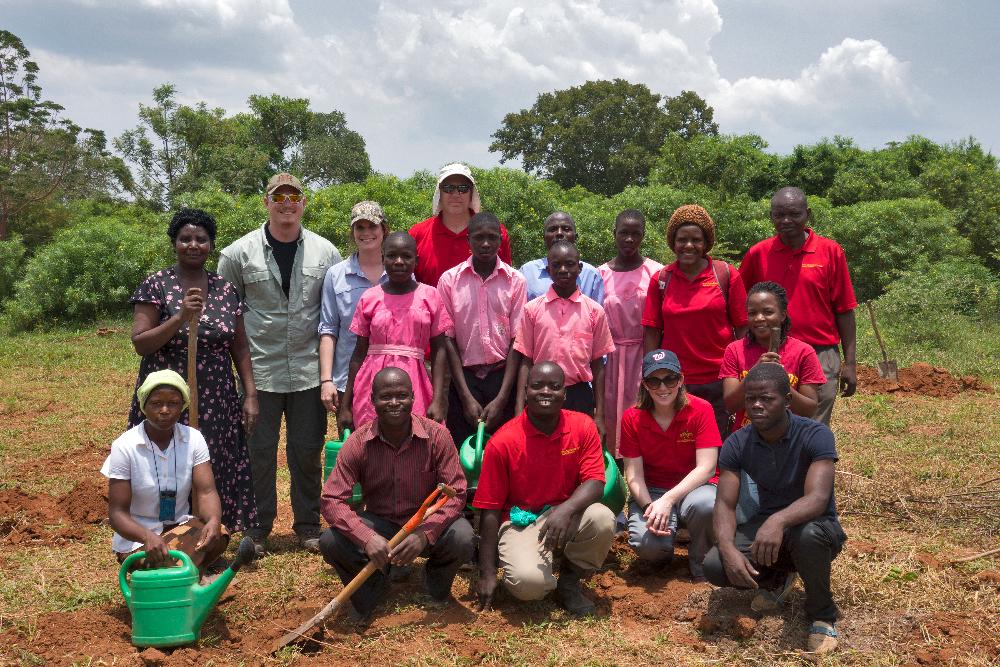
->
[319, 334, 339, 412]
[475, 509, 502, 611]
[131, 290, 202, 357]
[445, 337, 480, 422]
[712, 468, 759, 588]
[624, 456, 653, 509]
[481, 347, 522, 431]
[107, 478, 170, 565]
[836, 310, 857, 397]
[338, 335, 368, 432]
[514, 355, 532, 416]
[426, 334, 450, 422]
[643, 325, 662, 355]
[230, 313, 258, 436]
[722, 377, 744, 414]
[790, 383, 819, 418]
[590, 357, 607, 444]
[190, 460, 224, 555]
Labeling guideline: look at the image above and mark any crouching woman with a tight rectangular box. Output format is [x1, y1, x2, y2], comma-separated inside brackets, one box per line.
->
[103, 369, 229, 570]
[620, 349, 721, 581]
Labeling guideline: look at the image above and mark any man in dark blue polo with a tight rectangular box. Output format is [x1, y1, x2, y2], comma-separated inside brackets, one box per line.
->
[703, 363, 846, 655]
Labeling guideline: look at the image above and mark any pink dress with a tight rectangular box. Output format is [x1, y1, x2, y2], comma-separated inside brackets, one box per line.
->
[349, 283, 454, 427]
[598, 257, 663, 457]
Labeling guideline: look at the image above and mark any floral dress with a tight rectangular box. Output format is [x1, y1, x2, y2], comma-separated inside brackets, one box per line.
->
[127, 267, 259, 532]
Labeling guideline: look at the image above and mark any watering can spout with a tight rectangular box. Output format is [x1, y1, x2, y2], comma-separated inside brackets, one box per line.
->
[192, 536, 256, 633]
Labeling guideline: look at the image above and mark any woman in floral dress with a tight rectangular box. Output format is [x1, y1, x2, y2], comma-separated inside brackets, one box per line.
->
[127, 208, 259, 533]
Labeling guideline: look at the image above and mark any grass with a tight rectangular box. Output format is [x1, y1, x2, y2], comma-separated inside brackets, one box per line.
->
[1, 321, 999, 665]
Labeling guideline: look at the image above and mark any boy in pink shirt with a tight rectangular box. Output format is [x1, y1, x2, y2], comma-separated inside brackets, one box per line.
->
[438, 212, 527, 446]
[514, 241, 616, 442]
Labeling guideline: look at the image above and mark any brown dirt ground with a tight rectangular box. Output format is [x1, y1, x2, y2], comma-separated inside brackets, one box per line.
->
[858, 362, 994, 397]
[0, 477, 107, 544]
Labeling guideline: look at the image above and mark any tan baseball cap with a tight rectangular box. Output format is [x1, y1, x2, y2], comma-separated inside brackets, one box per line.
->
[266, 172, 304, 195]
[350, 200, 387, 226]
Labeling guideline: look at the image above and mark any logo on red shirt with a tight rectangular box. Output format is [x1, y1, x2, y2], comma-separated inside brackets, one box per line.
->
[701, 280, 719, 288]
[801, 263, 824, 269]
[679, 430, 694, 442]
[561, 446, 579, 456]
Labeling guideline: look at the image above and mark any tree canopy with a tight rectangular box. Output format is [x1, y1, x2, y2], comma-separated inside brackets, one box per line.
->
[0, 30, 129, 240]
[489, 79, 718, 196]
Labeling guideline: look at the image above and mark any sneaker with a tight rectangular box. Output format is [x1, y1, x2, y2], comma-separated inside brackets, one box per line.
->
[297, 528, 322, 554]
[751, 571, 797, 613]
[807, 620, 839, 653]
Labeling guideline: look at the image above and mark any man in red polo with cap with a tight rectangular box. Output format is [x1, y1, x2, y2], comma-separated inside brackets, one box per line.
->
[739, 187, 857, 425]
[408, 162, 512, 287]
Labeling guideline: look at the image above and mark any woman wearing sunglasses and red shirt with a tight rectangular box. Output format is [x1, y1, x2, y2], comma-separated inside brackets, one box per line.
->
[619, 349, 721, 581]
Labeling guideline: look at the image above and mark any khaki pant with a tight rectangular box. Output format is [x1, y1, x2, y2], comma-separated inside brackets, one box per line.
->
[813, 345, 841, 426]
[498, 503, 615, 601]
[116, 518, 231, 570]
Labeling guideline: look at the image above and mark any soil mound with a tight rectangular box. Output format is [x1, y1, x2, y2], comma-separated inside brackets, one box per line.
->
[900, 611, 1000, 666]
[858, 363, 993, 397]
[0, 479, 106, 543]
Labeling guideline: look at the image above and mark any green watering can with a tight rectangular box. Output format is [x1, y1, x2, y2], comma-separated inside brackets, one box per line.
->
[600, 451, 627, 515]
[459, 421, 491, 509]
[119, 536, 256, 648]
[324, 428, 363, 505]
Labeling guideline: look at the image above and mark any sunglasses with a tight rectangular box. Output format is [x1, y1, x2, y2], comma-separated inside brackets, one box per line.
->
[268, 193, 304, 203]
[440, 184, 472, 194]
[643, 375, 681, 389]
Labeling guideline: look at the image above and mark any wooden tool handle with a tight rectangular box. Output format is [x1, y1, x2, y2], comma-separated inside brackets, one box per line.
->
[865, 302, 890, 363]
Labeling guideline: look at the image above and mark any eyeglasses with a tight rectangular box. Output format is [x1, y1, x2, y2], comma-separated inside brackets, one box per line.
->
[440, 184, 472, 194]
[643, 375, 681, 389]
[268, 193, 304, 203]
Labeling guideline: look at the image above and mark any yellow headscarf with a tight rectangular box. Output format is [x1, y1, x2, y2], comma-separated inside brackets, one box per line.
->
[137, 369, 190, 416]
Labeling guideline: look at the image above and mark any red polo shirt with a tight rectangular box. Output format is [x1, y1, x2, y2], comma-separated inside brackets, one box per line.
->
[618, 397, 721, 490]
[473, 410, 605, 519]
[408, 213, 513, 287]
[719, 336, 827, 431]
[739, 230, 857, 347]
[640, 260, 748, 385]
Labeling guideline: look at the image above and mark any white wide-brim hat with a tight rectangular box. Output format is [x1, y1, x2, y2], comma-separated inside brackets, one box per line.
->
[431, 162, 482, 216]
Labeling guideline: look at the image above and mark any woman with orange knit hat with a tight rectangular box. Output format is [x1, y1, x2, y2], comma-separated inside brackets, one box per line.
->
[641, 205, 748, 437]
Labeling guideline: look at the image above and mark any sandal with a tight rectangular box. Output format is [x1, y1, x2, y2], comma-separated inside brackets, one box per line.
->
[807, 620, 839, 653]
[750, 571, 797, 613]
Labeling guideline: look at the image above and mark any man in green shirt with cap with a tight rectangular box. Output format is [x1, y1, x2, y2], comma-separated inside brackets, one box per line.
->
[218, 172, 341, 555]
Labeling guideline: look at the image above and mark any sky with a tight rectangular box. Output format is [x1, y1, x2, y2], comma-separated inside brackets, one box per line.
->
[3, 0, 998, 177]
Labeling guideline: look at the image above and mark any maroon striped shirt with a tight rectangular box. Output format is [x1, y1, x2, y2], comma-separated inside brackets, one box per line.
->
[321, 414, 467, 547]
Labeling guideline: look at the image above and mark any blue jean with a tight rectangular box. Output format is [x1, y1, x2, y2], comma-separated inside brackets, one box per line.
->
[627, 483, 716, 577]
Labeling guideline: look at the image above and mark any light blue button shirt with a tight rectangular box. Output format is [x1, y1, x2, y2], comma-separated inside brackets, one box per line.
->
[519, 258, 606, 304]
[318, 253, 388, 391]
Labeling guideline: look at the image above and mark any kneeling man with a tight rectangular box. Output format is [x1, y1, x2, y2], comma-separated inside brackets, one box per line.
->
[704, 363, 847, 654]
[474, 361, 615, 616]
[320, 367, 474, 622]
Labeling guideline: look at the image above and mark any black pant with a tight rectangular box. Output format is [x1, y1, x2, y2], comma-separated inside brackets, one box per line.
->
[686, 380, 730, 439]
[703, 513, 847, 622]
[564, 381, 595, 416]
[446, 367, 512, 448]
[319, 512, 475, 614]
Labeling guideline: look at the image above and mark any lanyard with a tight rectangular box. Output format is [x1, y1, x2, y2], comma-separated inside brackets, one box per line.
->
[150, 431, 178, 494]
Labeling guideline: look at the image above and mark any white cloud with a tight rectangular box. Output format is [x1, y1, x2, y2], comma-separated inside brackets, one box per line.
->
[712, 38, 919, 135]
[21, 1, 925, 174]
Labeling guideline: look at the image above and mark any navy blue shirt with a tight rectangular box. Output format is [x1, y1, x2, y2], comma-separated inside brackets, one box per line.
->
[720, 412, 838, 519]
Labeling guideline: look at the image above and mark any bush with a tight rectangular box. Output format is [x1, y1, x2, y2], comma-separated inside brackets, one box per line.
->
[0, 235, 27, 304]
[817, 198, 971, 302]
[859, 258, 1000, 378]
[2, 218, 170, 330]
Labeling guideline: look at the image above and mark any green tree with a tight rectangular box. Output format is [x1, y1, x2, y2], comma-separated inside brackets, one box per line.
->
[651, 133, 783, 200]
[293, 110, 372, 187]
[0, 30, 128, 240]
[489, 79, 717, 196]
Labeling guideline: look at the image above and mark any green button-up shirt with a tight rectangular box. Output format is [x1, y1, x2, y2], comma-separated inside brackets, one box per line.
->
[218, 223, 342, 393]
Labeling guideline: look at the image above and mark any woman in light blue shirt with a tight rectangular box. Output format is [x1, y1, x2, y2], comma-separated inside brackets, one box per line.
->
[319, 201, 389, 413]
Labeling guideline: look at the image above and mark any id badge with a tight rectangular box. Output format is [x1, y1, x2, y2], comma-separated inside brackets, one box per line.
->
[158, 490, 177, 522]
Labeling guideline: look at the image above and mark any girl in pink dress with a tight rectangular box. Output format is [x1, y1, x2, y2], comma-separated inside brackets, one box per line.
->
[598, 210, 663, 457]
[338, 232, 453, 430]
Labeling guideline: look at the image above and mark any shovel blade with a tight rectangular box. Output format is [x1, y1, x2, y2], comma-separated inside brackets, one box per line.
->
[877, 361, 899, 381]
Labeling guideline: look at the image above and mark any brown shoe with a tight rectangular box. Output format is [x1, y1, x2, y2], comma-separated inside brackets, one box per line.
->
[806, 620, 838, 654]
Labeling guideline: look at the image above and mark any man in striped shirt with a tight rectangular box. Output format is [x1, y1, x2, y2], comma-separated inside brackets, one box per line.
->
[319, 367, 473, 623]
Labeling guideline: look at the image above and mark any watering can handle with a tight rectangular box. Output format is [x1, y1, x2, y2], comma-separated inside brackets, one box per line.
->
[343, 428, 351, 441]
[118, 549, 194, 603]
[474, 421, 485, 457]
